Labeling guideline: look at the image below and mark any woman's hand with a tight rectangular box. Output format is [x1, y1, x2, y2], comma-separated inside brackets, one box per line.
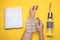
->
[35, 17, 44, 33]
[30, 5, 38, 18]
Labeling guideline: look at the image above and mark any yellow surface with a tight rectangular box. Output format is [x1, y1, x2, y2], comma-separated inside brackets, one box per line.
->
[0, 0, 60, 40]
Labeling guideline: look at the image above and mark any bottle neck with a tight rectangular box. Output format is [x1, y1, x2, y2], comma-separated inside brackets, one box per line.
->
[47, 18, 53, 21]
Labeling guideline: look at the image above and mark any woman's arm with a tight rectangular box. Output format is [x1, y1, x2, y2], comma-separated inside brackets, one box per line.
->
[21, 30, 32, 40]
[21, 5, 38, 40]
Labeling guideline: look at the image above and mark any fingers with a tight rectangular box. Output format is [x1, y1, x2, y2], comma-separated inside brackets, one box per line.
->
[36, 17, 43, 27]
[35, 17, 40, 27]
[30, 5, 38, 11]
[36, 17, 40, 26]
[32, 5, 38, 10]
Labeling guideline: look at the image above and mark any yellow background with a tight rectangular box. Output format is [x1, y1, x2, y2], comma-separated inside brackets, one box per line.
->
[0, 0, 60, 40]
